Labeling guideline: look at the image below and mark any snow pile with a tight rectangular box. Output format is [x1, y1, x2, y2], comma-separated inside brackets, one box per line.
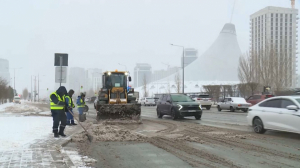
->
[102, 118, 142, 125]
[0, 117, 52, 150]
[91, 125, 144, 142]
[4, 104, 41, 113]
[0, 103, 14, 112]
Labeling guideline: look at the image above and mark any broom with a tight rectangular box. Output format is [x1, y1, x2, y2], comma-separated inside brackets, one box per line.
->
[67, 109, 93, 142]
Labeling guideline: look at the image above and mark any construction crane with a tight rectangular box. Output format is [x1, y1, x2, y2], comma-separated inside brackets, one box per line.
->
[291, 0, 295, 9]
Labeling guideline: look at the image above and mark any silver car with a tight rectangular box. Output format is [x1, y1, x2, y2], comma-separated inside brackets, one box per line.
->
[217, 97, 251, 112]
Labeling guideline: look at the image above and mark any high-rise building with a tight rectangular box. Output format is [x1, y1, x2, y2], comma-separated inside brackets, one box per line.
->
[85, 68, 102, 92]
[250, 6, 298, 87]
[182, 48, 198, 67]
[151, 66, 181, 82]
[0, 58, 10, 84]
[134, 63, 152, 87]
[68, 67, 85, 94]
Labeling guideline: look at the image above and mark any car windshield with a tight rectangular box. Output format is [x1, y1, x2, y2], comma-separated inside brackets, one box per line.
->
[232, 98, 246, 103]
[295, 99, 300, 104]
[171, 94, 193, 102]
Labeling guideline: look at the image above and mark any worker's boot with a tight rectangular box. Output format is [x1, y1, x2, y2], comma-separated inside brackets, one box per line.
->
[58, 126, 66, 137]
[71, 120, 77, 125]
[83, 113, 86, 121]
[53, 130, 59, 138]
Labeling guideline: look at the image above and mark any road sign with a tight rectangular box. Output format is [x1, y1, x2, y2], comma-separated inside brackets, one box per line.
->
[54, 53, 68, 66]
[55, 67, 67, 83]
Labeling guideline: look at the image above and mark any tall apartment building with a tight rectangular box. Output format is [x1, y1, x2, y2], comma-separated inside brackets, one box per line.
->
[134, 63, 152, 87]
[250, 6, 298, 87]
[68, 67, 86, 94]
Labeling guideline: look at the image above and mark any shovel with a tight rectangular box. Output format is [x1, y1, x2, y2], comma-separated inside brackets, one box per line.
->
[67, 109, 93, 142]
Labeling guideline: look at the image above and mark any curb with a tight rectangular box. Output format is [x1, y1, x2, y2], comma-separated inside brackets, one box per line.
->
[60, 129, 84, 147]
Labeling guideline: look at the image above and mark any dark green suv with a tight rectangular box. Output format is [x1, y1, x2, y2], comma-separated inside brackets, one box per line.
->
[156, 94, 202, 120]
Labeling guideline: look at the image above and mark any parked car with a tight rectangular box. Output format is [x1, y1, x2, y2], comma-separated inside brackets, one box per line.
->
[156, 94, 202, 120]
[217, 97, 251, 112]
[246, 94, 274, 106]
[140, 97, 156, 106]
[247, 96, 300, 134]
[13, 96, 21, 104]
[192, 94, 212, 110]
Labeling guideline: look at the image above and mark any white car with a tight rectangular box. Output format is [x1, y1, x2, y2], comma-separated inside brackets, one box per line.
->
[140, 97, 156, 106]
[247, 96, 300, 134]
[13, 96, 21, 104]
[217, 97, 251, 112]
[192, 94, 212, 110]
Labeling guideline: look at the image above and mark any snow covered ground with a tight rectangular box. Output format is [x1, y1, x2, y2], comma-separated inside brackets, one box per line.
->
[0, 117, 52, 150]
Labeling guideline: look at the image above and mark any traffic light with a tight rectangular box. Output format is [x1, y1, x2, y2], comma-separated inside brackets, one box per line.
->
[81, 86, 83, 89]
[47, 88, 48, 91]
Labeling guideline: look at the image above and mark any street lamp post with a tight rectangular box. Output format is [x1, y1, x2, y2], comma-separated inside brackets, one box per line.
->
[118, 63, 127, 71]
[170, 44, 185, 93]
[11, 67, 22, 96]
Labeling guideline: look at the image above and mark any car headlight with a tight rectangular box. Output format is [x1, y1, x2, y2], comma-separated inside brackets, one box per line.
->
[177, 104, 183, 110]
[199, 104, 202, 109]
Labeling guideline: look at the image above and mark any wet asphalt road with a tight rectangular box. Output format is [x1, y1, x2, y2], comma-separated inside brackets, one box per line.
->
[76, 103, 300, 168]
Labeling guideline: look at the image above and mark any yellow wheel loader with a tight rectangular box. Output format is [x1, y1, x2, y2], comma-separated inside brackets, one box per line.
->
[96, 70, 141, 120]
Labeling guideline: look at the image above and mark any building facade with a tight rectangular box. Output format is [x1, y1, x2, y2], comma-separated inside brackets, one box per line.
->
[68, 67, 86, 94]
[0, 58, 10, 84]
[250, 6, 298, 87]
[134, 63, 152, 87]
[182, 48, 198, 67]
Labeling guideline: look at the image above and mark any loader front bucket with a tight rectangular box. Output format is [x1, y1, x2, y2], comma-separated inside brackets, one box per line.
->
[96, 104, 141, 120]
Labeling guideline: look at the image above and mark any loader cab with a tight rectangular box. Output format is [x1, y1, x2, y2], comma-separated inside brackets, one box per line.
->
[102, 71, 129, 90]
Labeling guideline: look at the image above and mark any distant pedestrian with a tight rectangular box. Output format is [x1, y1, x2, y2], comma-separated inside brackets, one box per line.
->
[76, 92, 86, 122]
[49, 86, 68, 138]
[65, 89, 77, 126]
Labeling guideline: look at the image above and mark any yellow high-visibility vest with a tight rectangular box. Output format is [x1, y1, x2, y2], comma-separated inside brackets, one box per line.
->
[65, 95, 75, 108]
[78, 98, 85, 108]
[49, 92, 65, 110]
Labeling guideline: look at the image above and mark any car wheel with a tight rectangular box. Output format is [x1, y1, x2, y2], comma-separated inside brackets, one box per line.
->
[195, 115, 201, 120]
[217, 106, 222, 111]
[253, 117, 266, 134]
[171, 108, 178, 120]
[230, 106, 235, 112]
[157, 109, 163, 119]
[206, 106, 211, 110]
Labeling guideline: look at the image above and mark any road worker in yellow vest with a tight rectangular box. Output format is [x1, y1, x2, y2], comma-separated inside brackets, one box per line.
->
[50, 86, 67, 138]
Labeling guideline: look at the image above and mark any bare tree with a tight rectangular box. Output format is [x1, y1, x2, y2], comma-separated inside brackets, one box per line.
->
[174, 72, 181, 93]
[142, 74, 148, 97]
[203, 85, 221, 102]
[0, 78, 8, 104]
[238, 52, 260, 95]
[22, 88, 29, 100]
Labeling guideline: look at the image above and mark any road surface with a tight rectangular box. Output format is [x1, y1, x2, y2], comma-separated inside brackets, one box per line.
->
[68, 103, 300, 168]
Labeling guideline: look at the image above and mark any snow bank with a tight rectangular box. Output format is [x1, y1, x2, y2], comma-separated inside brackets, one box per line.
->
[0, 117, 52, 150]
[0, 103, 14, 112]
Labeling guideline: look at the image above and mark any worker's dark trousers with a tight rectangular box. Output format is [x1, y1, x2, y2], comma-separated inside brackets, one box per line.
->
[51, 110, 67, 133]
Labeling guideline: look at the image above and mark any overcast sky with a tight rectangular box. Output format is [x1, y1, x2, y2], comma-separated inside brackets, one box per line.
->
[0, 0, 299, 97]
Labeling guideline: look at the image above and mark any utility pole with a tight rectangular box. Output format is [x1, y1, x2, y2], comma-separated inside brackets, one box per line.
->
[170, 44, 185, 93]
[38, 74, 39, 102]
[34, 76, 36, 102]
[31, 76, 32, 101]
